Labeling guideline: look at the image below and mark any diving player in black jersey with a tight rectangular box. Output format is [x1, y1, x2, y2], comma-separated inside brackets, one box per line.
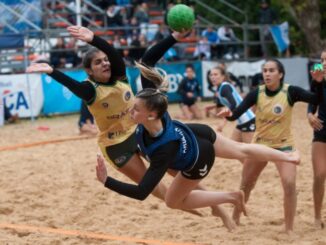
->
[96, 59, 301, 222]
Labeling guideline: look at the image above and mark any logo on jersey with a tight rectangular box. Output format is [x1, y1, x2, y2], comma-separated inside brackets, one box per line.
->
[124, 91, 131, 101]
[102, 102, 109, 108]
[114, 156, 127, 165]
[272, 104, 283, 115]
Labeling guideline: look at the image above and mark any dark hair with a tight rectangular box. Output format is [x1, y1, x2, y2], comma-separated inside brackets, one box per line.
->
[136, 88, 168, 119]
[264, 58, 285, 83]
[82, 48, 101, 69]
[185, 64, 194, 70]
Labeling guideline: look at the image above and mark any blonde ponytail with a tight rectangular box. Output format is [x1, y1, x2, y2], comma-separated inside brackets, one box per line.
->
[135, 61, 169, 92]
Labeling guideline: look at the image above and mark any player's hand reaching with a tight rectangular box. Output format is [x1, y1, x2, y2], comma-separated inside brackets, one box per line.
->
[96, 154, 108, 185]
[67, 25, 94, 43]
[26, 63, 53, 74]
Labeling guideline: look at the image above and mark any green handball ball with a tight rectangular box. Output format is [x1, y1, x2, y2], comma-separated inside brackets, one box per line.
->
[167, 4, 195, 32]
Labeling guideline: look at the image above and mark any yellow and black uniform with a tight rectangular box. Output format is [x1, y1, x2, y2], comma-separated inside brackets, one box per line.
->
[254, 84, 293, 149]
[87, 78, 137, 166]
[227, 82, 323, 151]
[49, 34, 178, 167]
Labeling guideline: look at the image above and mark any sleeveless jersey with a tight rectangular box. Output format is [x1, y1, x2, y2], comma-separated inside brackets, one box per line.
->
[253, 84, 294, 148]
[136, 113, 199, 171]
[87, 79, 136, 147]
[218, 82, 255, 125]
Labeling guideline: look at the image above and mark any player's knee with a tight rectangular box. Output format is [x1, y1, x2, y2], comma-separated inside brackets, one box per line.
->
[282, 180, 296, 195]
[164, 197, 180, 209]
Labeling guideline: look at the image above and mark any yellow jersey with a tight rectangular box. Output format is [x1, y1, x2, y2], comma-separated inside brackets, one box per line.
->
[87, 79, 136, 148]
[253, 84, 294, 149]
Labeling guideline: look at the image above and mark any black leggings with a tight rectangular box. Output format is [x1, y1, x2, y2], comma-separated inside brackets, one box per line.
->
[181, 124, 217, 179]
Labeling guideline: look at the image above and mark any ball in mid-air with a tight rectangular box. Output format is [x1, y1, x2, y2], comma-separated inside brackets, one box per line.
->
[167, 4, 195, 32]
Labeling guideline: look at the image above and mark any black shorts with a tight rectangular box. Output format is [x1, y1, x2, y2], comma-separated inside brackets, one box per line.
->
[180, 98, 196, 107]
[236, 118, 256, 132]
[181, 124, 216, 179]
[103, 133, 139, 168]
[313, 131, 326, 143]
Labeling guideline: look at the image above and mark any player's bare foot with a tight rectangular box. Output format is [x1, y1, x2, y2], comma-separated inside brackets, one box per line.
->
[211, 206, 236, 232]
[231, 191, 247, 225]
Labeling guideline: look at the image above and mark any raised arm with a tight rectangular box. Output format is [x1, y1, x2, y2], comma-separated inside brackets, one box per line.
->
[26, 63, 95, 102]
[140, 30, 190, 89]
[67, 26, 126, 81]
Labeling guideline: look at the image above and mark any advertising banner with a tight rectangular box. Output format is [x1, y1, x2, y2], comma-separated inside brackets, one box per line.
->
[0, 73, 43, 117]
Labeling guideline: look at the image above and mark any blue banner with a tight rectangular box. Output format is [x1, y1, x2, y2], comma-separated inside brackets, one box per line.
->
[42, 70, 87, 115]
[42, 61, 203, 115]
[126, 61, 202, 102]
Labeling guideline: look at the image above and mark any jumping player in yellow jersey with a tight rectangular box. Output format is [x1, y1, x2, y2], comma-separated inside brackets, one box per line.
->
[218, 58, 324, 234]
[26, 26, 238, 231]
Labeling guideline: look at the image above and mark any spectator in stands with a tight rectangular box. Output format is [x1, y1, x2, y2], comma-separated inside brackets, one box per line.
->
[201, 25, 221, 59]
[113, 35, 122, 49]
[50, 37, 67, 68]
[133, 3, 149, 24]
[177, 64, 203, 120]
[65, 38, 82, 68]
[129, 34, 147, 60]
[164, 2, 175, 26]
[122, 49, 134, 66]
[217, 25, 239, 60]
[126, 17, 140, 39]
[193, 36, 211, 60]
[258, 0, 278, 57]
[106, 4, 123, 27]
[154, 25, 168, 42]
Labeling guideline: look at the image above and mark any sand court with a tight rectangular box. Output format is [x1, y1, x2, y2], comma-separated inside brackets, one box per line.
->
[0, 102, 325, 245]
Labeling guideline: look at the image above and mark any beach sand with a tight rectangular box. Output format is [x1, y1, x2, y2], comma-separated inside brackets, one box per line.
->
[0, 102, 325, 245]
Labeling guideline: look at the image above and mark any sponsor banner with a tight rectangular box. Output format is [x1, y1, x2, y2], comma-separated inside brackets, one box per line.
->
[42, 70, 87, 115]
[127, 61, 202, 102]
[0, 73, 43, 117]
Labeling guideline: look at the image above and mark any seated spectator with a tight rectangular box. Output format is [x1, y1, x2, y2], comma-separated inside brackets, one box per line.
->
[128, 34, 147, 60]
[193, 36, 211, 60]
[201, 25, 221, 59]
[153, 25, 168, 42]
[217, 25, 239, 59]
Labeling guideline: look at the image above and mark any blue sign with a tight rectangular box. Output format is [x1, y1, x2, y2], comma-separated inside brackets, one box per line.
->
[42, 70, 87, 115]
